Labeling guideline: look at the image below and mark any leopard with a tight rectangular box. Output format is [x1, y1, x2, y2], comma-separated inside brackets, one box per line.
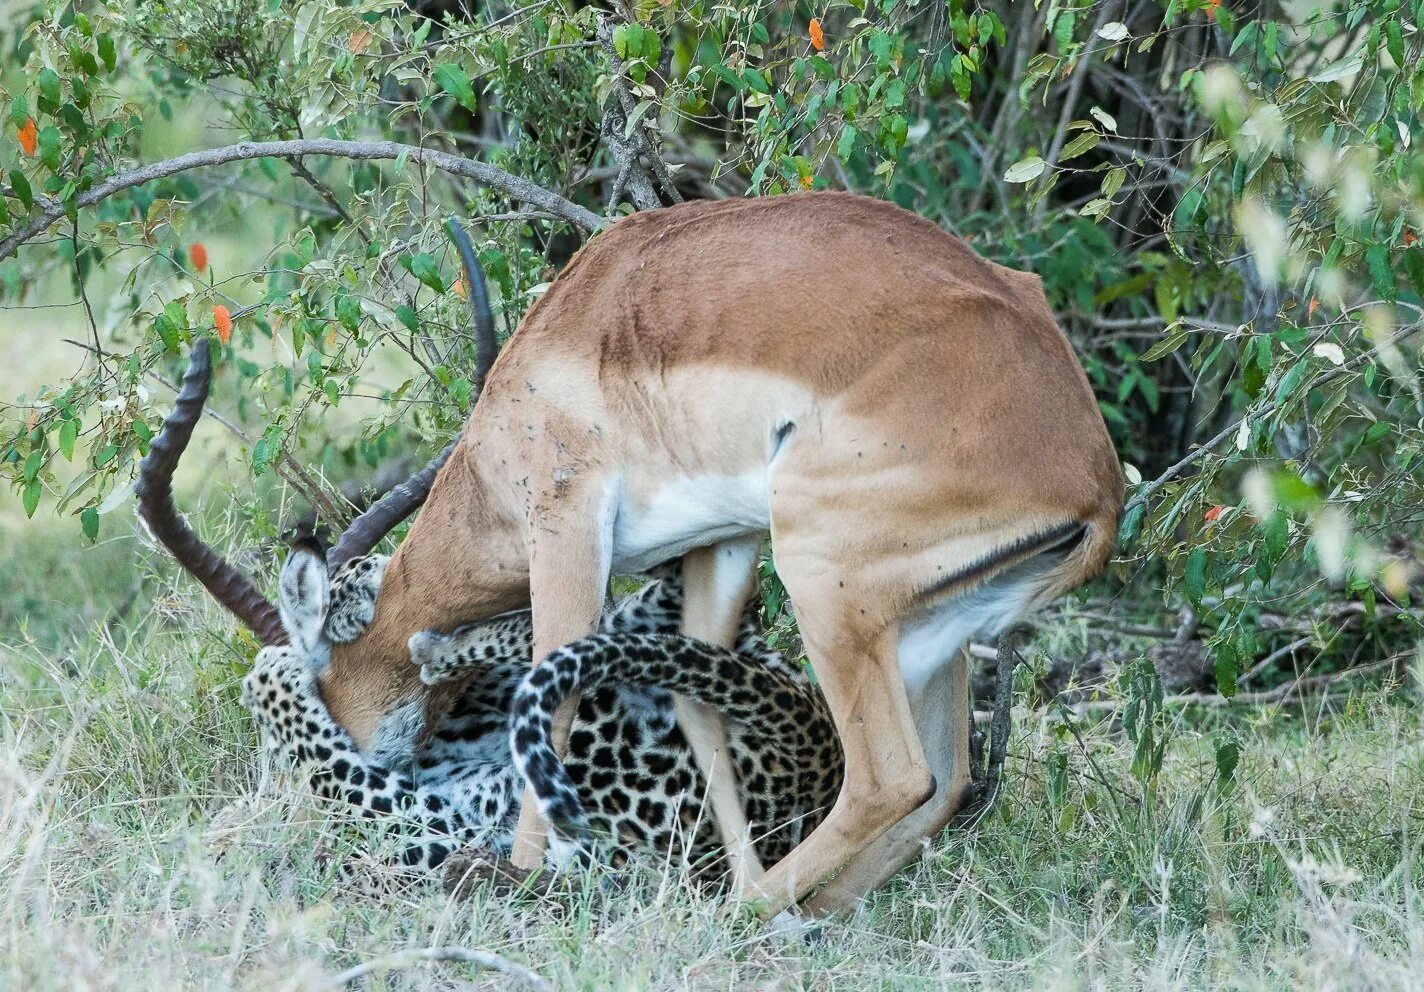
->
[242, 550, 843, 876]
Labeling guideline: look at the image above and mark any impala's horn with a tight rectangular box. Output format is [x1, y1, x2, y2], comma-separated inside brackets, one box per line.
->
[135, 338, 289, 646]
[324, 217, 497, 572]
[446, 215, 497, 395]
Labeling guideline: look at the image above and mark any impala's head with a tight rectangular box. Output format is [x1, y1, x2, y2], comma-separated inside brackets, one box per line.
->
[134, 339, 461, 762]
[137, 221, 499, 758]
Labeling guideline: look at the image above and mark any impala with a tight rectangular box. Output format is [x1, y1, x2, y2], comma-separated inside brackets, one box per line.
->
[138, 191, 1121, 916]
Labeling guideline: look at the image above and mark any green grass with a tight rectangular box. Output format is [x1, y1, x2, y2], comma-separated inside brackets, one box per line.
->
[3, 510, 1423, 990]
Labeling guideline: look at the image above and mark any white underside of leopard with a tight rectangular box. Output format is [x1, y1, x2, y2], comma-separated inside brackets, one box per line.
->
[242, 551, 843, 874]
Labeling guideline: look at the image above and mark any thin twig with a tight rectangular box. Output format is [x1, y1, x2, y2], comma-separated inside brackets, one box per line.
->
[326, 945, 551, 990]
[0, 137, 604, 259]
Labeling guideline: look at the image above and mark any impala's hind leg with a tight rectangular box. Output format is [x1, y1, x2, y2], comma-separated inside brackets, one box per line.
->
[509, 478, 616, 871]
[677, 535, 764, 884]
[802, 646, 973, 915]
[743, 603, 934, 915]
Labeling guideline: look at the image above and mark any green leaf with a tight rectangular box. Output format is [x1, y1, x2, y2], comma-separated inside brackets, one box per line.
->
[22, 479, 40, 518]
[613, 23, 637, 59]
[406, 253, 445, 294]
[1263, 512, 1289, 562]
[153, 313, 180, 351]
[58, 418, 78, 460]
[396, 304, 419, 331]
[80, 505, 98, 542]
[336, 294, 361, 332]
[1385, 19, 1405, 66]
[1273, 360, 1308, 406]
[37, 68, 61, 110]
[1213, 643, 1238, 698]
[22, 449, 41, 482]
[9, 94, 28, 129]
[8, 169, 32, 210]
[837, 124, 858, 162]
[1139, 325, 1189, 362]
[1102, 167, 1126, 200]
[98, 34, 117, 72]
[433, 62, 477, 112]
[1118, 502, 1144, 546]
[38, 125, 62, 171]
[1184, 547, 1207, 604]
[1363, 420, 1391, 445]
[1059, 131, 1100, 162]
[1214, 736, 1240, 790]
[1365, 244, 1396, 303]
[1004, 155, 1046, 183]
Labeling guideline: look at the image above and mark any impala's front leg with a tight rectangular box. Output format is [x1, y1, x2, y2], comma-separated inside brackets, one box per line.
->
[508, 476, 617, 871]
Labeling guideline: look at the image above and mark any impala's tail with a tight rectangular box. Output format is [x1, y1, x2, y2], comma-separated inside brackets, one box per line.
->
[508, 632, 834, 853]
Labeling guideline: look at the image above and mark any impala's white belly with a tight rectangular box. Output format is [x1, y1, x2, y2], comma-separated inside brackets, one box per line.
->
[611, 471, 771, 573]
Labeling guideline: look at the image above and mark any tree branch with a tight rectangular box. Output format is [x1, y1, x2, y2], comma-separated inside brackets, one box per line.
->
[0, 138, 604, 259]
[326, 945, 550, 990]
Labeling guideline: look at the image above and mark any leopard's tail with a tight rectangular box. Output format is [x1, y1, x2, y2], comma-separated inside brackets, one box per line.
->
[508, 632, 811, 848]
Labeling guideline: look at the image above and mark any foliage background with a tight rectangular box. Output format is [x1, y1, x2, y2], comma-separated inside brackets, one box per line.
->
[1, 0, 1423, 985]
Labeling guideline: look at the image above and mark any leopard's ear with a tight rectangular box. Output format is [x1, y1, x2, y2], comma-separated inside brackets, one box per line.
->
[278, 536, 331, 669]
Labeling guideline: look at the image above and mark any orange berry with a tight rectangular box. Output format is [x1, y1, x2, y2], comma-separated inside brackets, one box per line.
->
[809, 18, 825, 52]
[212, 305, 232, 344]
[17, 118, 36, 157]
[189, 242, 208, 272]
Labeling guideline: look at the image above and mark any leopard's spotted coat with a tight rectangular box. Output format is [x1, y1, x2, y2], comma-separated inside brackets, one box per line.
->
[243, 556, 843, 873]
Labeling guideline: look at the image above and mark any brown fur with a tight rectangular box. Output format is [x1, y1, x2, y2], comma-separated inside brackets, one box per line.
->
[318, 191, 1122, 913]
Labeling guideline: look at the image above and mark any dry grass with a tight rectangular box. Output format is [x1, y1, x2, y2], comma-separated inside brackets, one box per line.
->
[2, 512, 1423, 990]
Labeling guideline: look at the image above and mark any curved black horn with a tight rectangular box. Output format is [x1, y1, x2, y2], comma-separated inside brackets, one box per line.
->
[445, 215, 497, 395]
[135, 339, 288, 646]
[324, 218, 497, 571]
[325, 440, 456, 572]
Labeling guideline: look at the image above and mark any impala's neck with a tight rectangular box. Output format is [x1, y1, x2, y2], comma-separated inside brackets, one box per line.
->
[320, 443, 530, 749]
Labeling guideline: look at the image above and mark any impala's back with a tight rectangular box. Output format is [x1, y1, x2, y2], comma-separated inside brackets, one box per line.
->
[468, 191, 1120, 611]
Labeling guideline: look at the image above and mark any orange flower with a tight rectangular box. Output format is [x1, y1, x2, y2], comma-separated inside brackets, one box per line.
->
[17, 118, 36, 157]
[1204, 504, 1226, 523]
[1206, 0, 1221, 20]
[212, 305, 232, 344]
[189, 242, 209, 272]
[809, 18, 825, 52]
[1308, 297, 1320, 317]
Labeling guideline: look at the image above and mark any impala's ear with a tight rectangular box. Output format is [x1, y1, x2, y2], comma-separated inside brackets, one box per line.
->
[278, 536, 331, 666]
